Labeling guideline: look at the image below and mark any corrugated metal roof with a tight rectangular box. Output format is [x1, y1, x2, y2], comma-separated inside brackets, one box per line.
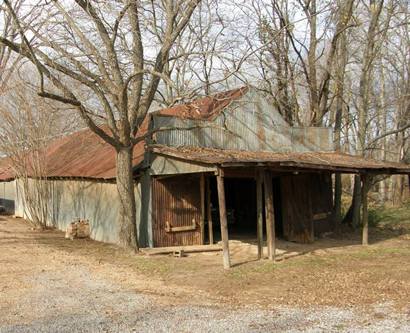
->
[2, 86, 408, 181]
[0, 120, 148, 181]
[150, 145, 410, 174]
[43, 127, 146, 179]
[0, 157, 14, 181]
[0, 87, 247, 181]
[152, 86, 248, 120]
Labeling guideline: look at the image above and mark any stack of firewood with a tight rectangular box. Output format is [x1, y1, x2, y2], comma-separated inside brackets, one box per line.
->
[65, 219, 90, 240]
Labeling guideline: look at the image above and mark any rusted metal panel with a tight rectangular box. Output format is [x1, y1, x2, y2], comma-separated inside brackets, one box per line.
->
[291, 127, 333, 152]
[152, 175, 202, 247]
[0, 122, 148, 181]
[153, 87, 248, 120]
[0, 157, 14, 181]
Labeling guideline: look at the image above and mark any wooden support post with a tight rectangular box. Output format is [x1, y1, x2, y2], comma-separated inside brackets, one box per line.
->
[264, 171, 275, 261]
[217, 168, 230, 269]
[256, 171, 264, 259]
[361, 174, 369, 246]
[200, 173, 205, 245]
[207, 177, 214, 245]
[408, 174, 410, 199]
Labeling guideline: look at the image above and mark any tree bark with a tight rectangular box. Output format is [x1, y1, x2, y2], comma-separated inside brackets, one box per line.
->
[116, 146, 138, 250]
[352, 174, 362, 228]
[342, 174, 361, 228]
[361, 174, 369, 245]
[334, 173, 342, 227]
[333, 18, 348, 224]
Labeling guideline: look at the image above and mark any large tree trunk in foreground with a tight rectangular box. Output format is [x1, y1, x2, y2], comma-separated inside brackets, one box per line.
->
[116, 147, 138, 250]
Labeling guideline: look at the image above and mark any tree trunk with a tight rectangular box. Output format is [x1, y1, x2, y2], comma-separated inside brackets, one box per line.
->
[333, 25, 348, 227]
[342, 174, 361, 227]
[378, 64, 387, 203]
[334, 173, 342, 225]
[352, 174, 362, 228]
[361, 174, 369, 245]
[116, 146, 138, 250]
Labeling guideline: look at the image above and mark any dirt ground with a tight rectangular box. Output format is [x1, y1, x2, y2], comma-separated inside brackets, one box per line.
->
[0, 211, 409, 332]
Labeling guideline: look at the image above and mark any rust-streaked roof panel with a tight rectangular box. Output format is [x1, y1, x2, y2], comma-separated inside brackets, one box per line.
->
[151, 145, 410, 173]
[0, 157, 14, 181]
[152, 87, 248, 120]
[43, 128, 145, 179]
[0, 119, 148, 181]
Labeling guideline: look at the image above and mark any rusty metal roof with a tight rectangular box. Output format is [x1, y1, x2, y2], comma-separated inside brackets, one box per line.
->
[0, 122, 148, 181]
[43, 128, 146, 179]
[150, 145, 410, 174]
[152, 86, 248, 120]
[0, 157, 14, 181]
[2, 85, 409, 181]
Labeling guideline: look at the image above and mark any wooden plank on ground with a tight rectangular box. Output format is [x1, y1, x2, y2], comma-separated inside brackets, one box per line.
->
[141, 244, 222, 256]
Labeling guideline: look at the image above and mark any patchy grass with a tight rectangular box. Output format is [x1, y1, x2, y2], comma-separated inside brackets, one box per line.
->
[369, 201, 410, 228]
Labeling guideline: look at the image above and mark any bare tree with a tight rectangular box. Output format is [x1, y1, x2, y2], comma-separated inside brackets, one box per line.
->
[0, 68, 79, 227]
[0, 0, 22, 92]
[238, 0, 355, 126]
[0, 0, 201, 249]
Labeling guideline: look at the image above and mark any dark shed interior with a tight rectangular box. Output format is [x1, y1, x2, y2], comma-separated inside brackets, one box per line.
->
[208, 177, 259, 241]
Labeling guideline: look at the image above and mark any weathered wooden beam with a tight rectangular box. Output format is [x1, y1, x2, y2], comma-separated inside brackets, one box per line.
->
[200, 173, 205, 245]
[141, 244, 222, 256]
[277, 162, 360, 174]
[313, 212, 332, 220]
[361, 174, 369, 245]
[217, 168, 231, 269]
[207, 176, 214, 245]
[264, 171, 275, 261]
[165, 220, 197, 233]
[256, 171, 264, 259]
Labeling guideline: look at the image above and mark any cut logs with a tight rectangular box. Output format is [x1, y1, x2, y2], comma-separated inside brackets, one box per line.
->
[65, 219, 90, 240]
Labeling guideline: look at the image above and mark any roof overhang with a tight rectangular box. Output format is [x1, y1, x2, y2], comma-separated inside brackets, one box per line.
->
[149, 145, 410, 175]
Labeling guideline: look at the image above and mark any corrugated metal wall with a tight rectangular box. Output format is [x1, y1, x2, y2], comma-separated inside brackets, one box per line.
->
[152, 175, 202, 247]
[13, 178, 147, 246]
[153, 90, 334, 153]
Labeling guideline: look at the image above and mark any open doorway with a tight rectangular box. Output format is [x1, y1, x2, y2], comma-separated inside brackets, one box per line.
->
[207, 177, 257, 242]
[207, 175, 285, 244]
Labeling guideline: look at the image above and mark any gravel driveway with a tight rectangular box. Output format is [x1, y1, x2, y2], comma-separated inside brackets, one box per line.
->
[0, 216, 409, 332]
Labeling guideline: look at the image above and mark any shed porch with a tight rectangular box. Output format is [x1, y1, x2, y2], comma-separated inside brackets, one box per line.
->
[147, 145, 410, 268]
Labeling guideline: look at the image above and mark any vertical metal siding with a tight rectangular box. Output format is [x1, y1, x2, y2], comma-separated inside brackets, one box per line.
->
[153, 96, 334, 153]
[152, 175, 202, 247]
